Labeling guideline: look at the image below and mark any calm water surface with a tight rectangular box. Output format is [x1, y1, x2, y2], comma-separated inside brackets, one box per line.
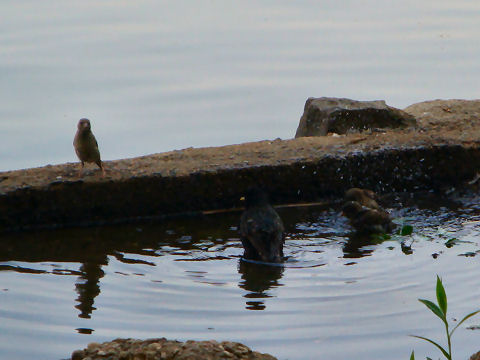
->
[1, 192, 480, 359]
[1, 1, 480, 171]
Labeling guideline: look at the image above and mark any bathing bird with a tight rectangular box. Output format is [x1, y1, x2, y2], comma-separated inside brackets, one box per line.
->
[342, 200, 395, 234]
[239, 187, 285, 263]
[73, 118, 105, 177]
[344, 187, 381, 210]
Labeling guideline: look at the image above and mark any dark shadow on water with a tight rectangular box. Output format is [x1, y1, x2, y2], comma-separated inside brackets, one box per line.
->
[342, 233, 377, 258]
[0, 190, 478, 320]
[342, 231, 414, 258]
[237, 259, 284, 310]
[75, 262, 105, 319]
[76, 327, 94, 335]
[0, 213, 242, 319]
[0, 227, 159, 319]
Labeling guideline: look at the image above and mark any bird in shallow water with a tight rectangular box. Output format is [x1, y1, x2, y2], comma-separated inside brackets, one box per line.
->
[342, 200, 396, 234]
[73, 118, 105, 177]
[344, 187, 381, 210]
[239, 187, 285, 263]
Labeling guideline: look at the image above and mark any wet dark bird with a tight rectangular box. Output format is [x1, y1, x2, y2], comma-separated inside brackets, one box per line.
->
[344, 187, 381, 210]
[342, 200, 396, 234]
[239, 187, 285, 263]
[73, 118, 105, 177]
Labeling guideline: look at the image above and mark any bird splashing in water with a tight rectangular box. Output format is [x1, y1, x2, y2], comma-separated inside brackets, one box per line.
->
[239, 187, 285, 263]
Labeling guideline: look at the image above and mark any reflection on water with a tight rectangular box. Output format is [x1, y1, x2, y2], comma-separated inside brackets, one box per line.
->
[76, 262, 105, 319]
[238, 261, 285, 311]
[1, 192, 480, 360]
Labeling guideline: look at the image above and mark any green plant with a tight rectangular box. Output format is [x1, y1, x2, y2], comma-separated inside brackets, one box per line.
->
[399, 224, 413, 236]
[370, 224, 414, 242]
[410, 276, 480, 360]
[444, 238, 458, 248]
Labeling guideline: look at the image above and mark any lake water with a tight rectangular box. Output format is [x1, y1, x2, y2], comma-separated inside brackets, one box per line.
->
[1, 192, 480, 359]
[1, 1, 479, 171]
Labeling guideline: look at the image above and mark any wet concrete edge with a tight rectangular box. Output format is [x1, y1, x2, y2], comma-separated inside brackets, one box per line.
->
[1, 142, 478, 233]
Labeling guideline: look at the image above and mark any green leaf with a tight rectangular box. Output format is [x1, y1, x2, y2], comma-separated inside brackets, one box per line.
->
[410, 350, 415, 360]
[444, 238, 457, 248]
[436, 276, 447, 316]
[419, 299, 446, 324]
[450, 309, 480, 336]
[400, 225, 413, 236]
[411, 335, 450, 359]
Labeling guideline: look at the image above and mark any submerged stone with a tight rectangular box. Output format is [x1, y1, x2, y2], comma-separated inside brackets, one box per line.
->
[295, 97, 416, 137]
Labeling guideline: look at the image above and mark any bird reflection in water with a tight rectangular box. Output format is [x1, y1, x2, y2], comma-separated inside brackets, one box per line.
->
[237, 260, 284, 310]
[343, 230, 414, 258]
[75, 262, 106, 319]
[0, 228, 114, 320]
[342, 232, 378, 258]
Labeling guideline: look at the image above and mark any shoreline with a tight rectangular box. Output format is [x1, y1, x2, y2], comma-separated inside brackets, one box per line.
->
[1, 99, 480, 233]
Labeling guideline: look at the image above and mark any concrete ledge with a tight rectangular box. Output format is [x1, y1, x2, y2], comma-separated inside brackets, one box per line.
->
[1, 99, 480, 232]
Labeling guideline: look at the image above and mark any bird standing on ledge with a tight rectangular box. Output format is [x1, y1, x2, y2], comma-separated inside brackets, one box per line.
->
[73, 118, 105, 177]
[239, 187, 285, 263]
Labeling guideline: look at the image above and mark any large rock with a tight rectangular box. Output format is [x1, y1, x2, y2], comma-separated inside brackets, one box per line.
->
[71, 338, 278, 360]
[295, 97, 416, 137]
[404, 99, 480, 128]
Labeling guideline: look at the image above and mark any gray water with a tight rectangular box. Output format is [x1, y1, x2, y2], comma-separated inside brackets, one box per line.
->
[1, 1, 479, 171]
[1, 192, 480, 359]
